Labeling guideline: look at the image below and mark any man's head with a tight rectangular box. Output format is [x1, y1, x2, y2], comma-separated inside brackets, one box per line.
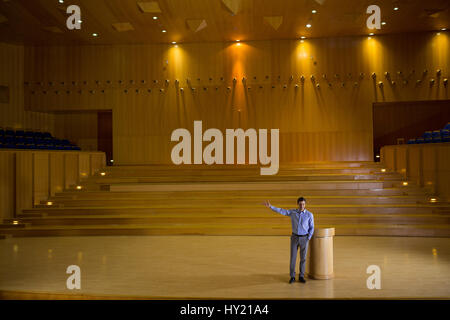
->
[297, 197, 306, 211]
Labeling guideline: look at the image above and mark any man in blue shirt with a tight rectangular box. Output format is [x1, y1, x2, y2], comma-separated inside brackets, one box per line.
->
[263, 197, 314, 284]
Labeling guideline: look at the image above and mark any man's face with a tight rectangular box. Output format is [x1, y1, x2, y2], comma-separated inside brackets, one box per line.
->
[298, 200, 306, 211]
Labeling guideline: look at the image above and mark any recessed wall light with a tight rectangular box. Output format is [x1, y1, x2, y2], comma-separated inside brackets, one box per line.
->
[92, 33, 98, 37]
[172, 41, 176, 44]
[306, 24, 312, 28]
[300, 36, 306, 39]
[59, 0, 64, 3]
[394, 7, 399, 11]
[369, 33, 374, 35]
[162, 30, 166, 33]
[441, 28, 447, 31]
[153, 16, 158, 20]
[312, 10, 317, 14]
[381, 22, 386, 25]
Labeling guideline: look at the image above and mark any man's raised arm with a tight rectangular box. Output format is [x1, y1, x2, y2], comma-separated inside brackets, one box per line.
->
[262, 200, 292, 216]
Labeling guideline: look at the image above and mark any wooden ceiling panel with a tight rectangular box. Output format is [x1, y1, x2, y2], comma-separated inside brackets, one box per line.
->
[0, 0, 448, 45]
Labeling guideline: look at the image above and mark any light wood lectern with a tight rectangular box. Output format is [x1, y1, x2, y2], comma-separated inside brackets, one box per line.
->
[306, 228, 335, 280]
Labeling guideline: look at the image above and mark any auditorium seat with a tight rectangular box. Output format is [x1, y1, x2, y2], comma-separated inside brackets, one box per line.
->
[0, 128, 81, 151]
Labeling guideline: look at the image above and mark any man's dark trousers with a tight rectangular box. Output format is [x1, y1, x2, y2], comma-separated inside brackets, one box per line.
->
[290, 234, 309, 278]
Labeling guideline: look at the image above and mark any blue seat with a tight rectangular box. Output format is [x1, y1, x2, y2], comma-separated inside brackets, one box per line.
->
[415, 138, 425, 144]
[444, 123, 450, 130]
[24, 131, 35, 137]
[42, 132, 52, 138]
[441, 129, 450, 142]
[432, 130, 441, 142]
[0, 128, 4, 136]
[422, 131, 432, 143]
[15, 130, 25, 137]
[407, 139, 416, 144]
[5, 129, 15, 137]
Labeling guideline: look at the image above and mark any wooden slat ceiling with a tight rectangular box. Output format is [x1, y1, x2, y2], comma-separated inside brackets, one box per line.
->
[0, 0, 448, 45]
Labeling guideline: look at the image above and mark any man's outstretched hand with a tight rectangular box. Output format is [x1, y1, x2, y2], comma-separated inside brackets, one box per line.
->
[262, 200, 271, 208]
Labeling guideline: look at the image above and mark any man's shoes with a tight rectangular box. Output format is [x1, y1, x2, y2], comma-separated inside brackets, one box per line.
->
[289, 277, 295, 284]
[299, 277, 306, 283]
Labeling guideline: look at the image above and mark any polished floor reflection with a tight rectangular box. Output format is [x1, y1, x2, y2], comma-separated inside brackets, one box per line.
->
[0, 236, 449, 299]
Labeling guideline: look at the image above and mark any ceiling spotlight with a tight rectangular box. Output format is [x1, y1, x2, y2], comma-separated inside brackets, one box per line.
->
[369, 33, 374, 35]
[172, 41, 176, 44]
[306, 23, 312, 28]
[394, 7, 399, 11]
[162, 30, 167, 33]
[92, 33, 98, 37]
[312, 10, 317, 14]
[381, 22, 386, 25]
[300, 36, 306, 39]
[368, 37, 371, 40]
[437, 32, 441, 35]
[78, 20, 82, 24]
[236, 40, 240, 42]
[300, 40, 304, 43]
[441, 28, 447, 31]
[59, 0, 64, 3]
[153, 16, 158, 20]
[402, 182, 408, 186]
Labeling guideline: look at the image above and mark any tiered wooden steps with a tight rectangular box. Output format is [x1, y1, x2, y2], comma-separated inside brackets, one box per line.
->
[1, 162, 449, 237]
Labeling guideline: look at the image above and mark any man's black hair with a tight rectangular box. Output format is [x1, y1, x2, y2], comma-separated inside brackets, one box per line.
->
[297, 197, 306, 204]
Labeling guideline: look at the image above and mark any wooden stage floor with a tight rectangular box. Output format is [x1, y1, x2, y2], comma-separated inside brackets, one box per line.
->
[0, 235, 449, 299]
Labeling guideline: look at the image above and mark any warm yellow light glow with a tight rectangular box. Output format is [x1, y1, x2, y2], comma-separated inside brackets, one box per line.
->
[394, 7, 399, 11]
[375, 155, 380, 158]
[437, 32, 441, 35]
[442, 28, 447, 31]
[47, 201, 53, 206]
[81, 172, 87, 176]
[235, 40, 240, 42]
[76, 186, 82, 190]
[306, 24, 312, 28]
[13, 220, 18, 225]
[381, 169, 386, 172]
[369, 33, 374, 36]
[381, 22, 386, 25]
[432, 248, 437, 256]
[312, 10, 317, 14]
[402, 182, 408, 186]
[153, 16, 158, 20]
[100, 172, 106, 176]
[368, 36, 371, 40]
[92, 33, 98, 37]
[236, 42, 241, 46]
[162, 30, 167, 33]
[430, 198, 437, 202]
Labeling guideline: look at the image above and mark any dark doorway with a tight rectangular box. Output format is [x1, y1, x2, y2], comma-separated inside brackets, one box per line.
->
[98, 111, 113, 165]
[372, 99, 450, 161]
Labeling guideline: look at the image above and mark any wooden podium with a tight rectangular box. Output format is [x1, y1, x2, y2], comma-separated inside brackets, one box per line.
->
[306, 228, 335, 280]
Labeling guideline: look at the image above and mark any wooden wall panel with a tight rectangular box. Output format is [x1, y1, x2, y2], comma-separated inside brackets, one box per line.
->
[0, 152, 15, 221]
[23, 32, 450, 164]
[78, 153, 90, 181]
[64, 153, 78, 189]
[33, 153, 49, 206]
[8, 151, 105, 218]
[0, 42, 55, 133]
[15, 152, 33, 215]
[381, 144, 450, 201]
[50, 153, 64, 196]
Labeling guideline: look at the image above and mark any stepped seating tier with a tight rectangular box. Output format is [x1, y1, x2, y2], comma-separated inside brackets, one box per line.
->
[1, 162, 449, 238]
